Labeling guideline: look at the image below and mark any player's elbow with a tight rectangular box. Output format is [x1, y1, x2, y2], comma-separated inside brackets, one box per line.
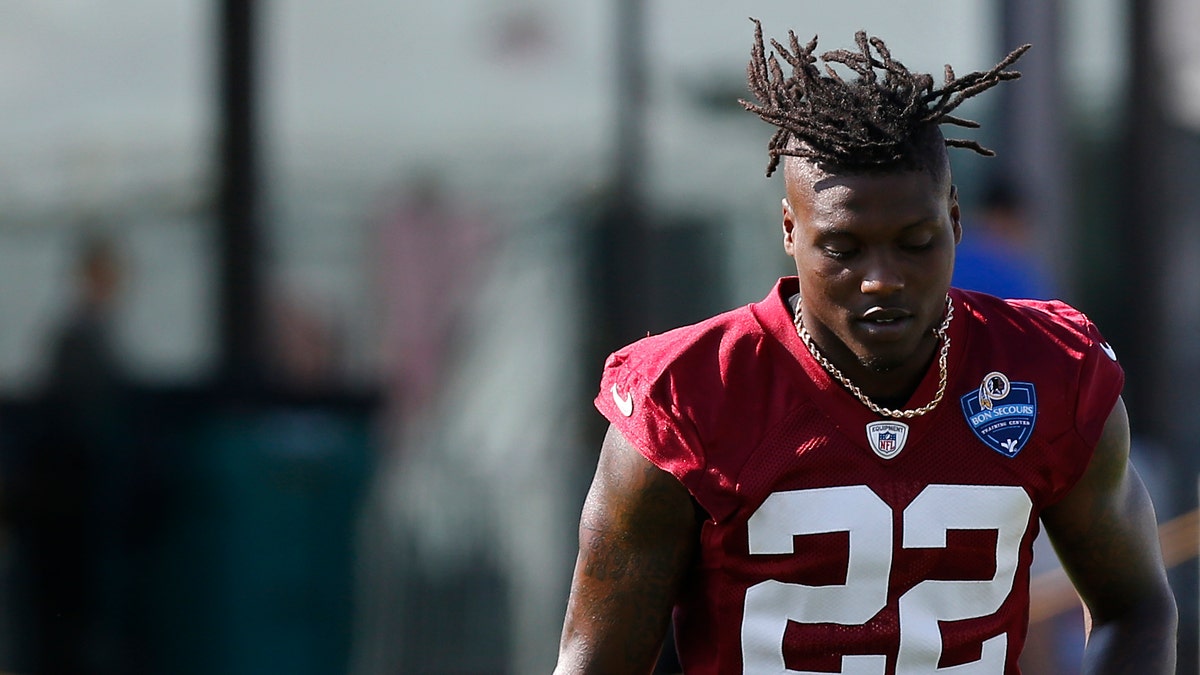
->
[1138, 585, 1178, 633]
[1083, 584, 1178, 674]
[1088, 581, 1178, 641]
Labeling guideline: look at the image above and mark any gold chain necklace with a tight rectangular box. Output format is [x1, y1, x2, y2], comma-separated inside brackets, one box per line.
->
[793, 296, 953, 419]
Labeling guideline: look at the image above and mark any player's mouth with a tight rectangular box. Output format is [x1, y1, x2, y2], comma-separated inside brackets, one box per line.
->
[856, 307, 915, 339]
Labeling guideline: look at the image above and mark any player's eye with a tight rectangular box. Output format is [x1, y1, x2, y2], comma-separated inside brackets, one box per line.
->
[822, 246, 857, 260]
[900, 235, 934, 252]
[818, 235, 859, 260]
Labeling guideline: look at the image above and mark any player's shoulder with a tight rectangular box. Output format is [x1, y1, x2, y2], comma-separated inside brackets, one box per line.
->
[604, 303, 766, 381]
[956, 289, 1107, 358]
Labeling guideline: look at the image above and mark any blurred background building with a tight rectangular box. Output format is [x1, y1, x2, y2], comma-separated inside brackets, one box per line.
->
[0, 1, 1195, 673]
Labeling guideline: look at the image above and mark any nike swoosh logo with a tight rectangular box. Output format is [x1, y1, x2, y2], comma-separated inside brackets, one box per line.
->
[611, 384, 634, 417]
[1100, 342, 1117, 361]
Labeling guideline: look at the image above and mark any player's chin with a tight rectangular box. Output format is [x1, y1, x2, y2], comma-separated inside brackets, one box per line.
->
[852, 335, 925, 374]
[858, 352, 907, 374]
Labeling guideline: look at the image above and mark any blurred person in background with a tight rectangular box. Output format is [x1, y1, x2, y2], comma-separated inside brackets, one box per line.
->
[376, 170, 498, 426]
[10, 234, 144, 674]
[952, 179, 1054, 301]
[366, 171, 503, 668]
[554, 21, 1176, 674]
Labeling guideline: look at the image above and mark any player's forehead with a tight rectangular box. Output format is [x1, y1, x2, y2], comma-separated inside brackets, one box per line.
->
[786, 159, 950, 229]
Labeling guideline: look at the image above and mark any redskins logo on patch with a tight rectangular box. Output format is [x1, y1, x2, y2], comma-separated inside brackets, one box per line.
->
[961, 371, 1037, 458]
[978, 371, 1010, 410]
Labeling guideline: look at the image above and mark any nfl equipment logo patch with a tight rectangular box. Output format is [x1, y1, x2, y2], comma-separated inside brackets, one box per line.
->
[960, 371, 1037, 457]
[866, 421, 909, 460]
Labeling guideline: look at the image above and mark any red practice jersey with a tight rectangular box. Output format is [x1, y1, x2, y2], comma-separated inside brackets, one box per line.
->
[594, 278, 1124, 675]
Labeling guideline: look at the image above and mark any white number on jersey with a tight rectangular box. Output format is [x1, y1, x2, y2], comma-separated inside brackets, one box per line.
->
[741, 484, 1033, 674]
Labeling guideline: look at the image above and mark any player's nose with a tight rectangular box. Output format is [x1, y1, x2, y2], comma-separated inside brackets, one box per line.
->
[859, 257, 904, 295]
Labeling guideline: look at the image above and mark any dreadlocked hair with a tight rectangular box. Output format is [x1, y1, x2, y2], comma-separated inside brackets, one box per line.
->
[739, 18, 1031, 177]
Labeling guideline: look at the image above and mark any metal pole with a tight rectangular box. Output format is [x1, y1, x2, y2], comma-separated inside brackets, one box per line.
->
[217, 0, 263, 391]
[595, 0, 649, 347]
[1115, 0, 1168, 431]
[613, 0, 647, 213]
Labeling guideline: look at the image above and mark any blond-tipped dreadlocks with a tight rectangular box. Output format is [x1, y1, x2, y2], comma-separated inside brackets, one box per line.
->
[740, 18, 1031, 177]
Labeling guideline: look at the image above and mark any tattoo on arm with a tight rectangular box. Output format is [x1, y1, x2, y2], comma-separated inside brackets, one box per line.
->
[558, 431, 700, 673]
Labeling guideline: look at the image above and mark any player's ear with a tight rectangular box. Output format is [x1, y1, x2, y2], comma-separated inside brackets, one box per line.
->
[949, 185, 962, 244]
[782, 198, 797, 255]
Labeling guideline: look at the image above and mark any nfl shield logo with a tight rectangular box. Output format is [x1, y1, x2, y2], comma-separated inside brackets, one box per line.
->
[866, 421, 909, 460]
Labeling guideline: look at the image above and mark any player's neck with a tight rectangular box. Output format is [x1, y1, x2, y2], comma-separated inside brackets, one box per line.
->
[838, 342, 938, 409]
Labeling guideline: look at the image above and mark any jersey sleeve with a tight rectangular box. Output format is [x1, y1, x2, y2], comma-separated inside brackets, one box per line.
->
[1037, 302, 1125, 449]
[592, 306, 771, 522]
[1071, 316, 1125, 449]
[594, 326, 752, 525]
[594, 345, 709, 492]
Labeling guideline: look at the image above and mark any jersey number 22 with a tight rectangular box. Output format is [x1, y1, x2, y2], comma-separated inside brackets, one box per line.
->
[741, 484, 1032, 674]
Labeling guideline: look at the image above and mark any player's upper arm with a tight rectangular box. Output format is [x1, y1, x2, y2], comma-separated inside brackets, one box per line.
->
[1040, 396, 1175, 626]
[554, 424, 700, 675]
